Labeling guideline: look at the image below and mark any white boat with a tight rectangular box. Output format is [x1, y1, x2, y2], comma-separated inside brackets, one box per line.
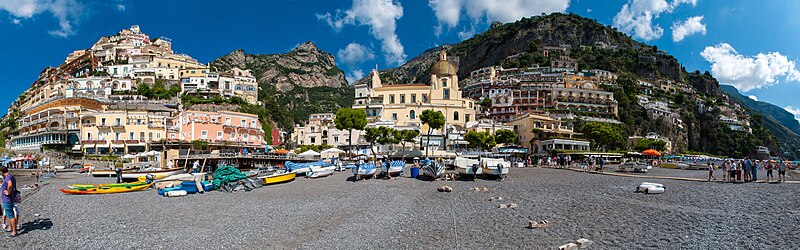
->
[353, 163, 377, 180]
[120, 168, 184, 181]
[307, 166, 335, 178]
[422, 162, 446, 179]
[453, 157, 481, 176]
[382, 160, 406, 177]
[481, 158, 510, 178]
[290, 167, 312, 176]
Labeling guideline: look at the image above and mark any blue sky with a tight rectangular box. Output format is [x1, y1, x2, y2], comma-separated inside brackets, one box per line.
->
[1, 0, 799, 119]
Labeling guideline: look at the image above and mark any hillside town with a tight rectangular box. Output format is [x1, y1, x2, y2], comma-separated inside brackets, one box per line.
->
[2, 6, 800, 249]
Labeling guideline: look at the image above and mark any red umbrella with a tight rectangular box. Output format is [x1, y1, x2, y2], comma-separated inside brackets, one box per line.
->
[642, 149, 661, 156]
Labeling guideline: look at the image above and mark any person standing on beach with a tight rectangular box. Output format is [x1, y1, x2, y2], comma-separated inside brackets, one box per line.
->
[765, 161, 774, 182]
[1, 166, 18, 237]
[707, 162, 716, 182]
[752, 160, 759, 181]
[731, 161, 739, 183]
[598, 157, 605, 173]
[722, 160, 729, 182]
[778, 160, 787, 182]
[743, 158, 751, 182]
[192, 160, 200, 174]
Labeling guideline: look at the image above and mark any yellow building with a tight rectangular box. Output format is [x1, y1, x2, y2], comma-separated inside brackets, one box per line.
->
[79, 110, 171, 155]
[508, 113, 588, 155]
[353, 51, 476, 149]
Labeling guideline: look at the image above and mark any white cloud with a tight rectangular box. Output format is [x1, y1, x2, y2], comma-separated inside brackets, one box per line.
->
[671, 16, 706, 42]
[11, 18, 21, 25]
[784, 106, 800, 121]
[116, 3, 125, 12]
[0, 0, 85, 37]
[701, 43, 800, 92]
[428, 0, 570, 37]
[748, 95, 758, 101]
[586, 9, 592, 13]
[457, 28, 475, 40]
[345, 69, 366, 84]
[613, 0, 697, 41]
[337, 43, 375, 67]
[318, 0, 406, 66]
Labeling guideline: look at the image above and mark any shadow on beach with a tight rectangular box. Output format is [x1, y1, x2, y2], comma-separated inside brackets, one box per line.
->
[19, 218, 53, 235]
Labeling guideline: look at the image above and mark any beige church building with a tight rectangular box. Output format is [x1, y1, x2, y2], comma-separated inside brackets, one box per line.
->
[353, 51, 477, 150]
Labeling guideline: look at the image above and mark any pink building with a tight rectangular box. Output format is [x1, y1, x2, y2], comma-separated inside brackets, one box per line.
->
[168, 110, 266, 148]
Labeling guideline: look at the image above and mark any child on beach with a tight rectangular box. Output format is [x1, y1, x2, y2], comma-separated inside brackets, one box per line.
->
[707, 162, 716, 182]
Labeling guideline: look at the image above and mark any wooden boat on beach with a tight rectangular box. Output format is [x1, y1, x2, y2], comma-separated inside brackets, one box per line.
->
[422, 161, 446, 179]
[307, 166, 335, 178]
[258, 172, 296, 185]
[120, 168, 184, 181]
[60, 182, 152, 195]
[453, 157, 481, 177]
[353, 163, 377, 180]
[382, 160, 406, 177]
[481, 158, 510, 179]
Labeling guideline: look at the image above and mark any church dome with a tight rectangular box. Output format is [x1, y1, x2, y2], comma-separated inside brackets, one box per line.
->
[431, 50, 456, 76]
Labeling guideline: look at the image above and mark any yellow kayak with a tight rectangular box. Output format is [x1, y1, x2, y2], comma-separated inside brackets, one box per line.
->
[259, 172, 296, 185]
[60, 182, 152, 195]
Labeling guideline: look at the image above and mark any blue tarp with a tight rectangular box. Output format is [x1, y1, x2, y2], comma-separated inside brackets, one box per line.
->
[284, 161, 329, 172]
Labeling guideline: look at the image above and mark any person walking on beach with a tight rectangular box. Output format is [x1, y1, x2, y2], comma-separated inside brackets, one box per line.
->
[707, 162, 716, 182]
[778, 160, 787, 182]
[1, 166, 18, 237]
[765, 161, 774, 182]
[598, 157, 605, 173]
[730, 161, 739, 183]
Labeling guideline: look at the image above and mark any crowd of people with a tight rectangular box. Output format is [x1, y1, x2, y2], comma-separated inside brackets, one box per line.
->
[708, 158, 789, 182]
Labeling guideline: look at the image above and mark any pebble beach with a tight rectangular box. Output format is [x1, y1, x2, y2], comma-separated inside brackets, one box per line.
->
[2, 167, 800, 249]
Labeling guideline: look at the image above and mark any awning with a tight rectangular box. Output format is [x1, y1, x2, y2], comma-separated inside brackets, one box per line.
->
[497, 147, 529, 154]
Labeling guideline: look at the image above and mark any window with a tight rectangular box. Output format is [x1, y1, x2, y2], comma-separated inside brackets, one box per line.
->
[115, 133, 120, 140]
[225, 117, 231, 125]
[334, 136, 339, 143]
[201, 130, 208, 139]
[247, 86, 255, 92]
[243, 134, 249, 141]
[465, 114, 471, 122]
[148, 132, 153, 141]
[453, 111, 459, 121]
[409, 110, 416, 120]
[235, 84, 243, 91]
[217, 131, 223, 139]
[443, 89, 450, 100]
[240, 119, 246, 127]
[129, 132, 134, 140]
[156, 133, 161, 139]
[389, 94, 395, 104]
[411, 94, 416, 103]
[87, 133, 92, 140]
[115, 118, 121, 126]
[140, 132, 145, 141]
[400, 94, 405, 103]
[422, 94, 428, 103]
[101, 118, 107, 126]
[311, 137, 316, 144]
[442, 78, 448, 87]
[170, 134, 176, 139]
[392, 113, 398, 120]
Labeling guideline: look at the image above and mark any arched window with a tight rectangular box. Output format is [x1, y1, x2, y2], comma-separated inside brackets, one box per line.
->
[235, 84, 243, 91]
[453, 111, 459, 121]
[409, 110, 416, 120]
[247, 86, 255, 92]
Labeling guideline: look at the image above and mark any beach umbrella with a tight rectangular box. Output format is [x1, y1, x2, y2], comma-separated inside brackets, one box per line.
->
[298, 150, 321, 158]
[275, 149, 290, 154]
[642, 149, 661, 156]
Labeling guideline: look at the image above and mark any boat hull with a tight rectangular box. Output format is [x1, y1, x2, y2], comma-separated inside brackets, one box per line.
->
[259, 172, 297, 185]
[60, 183, 152, 195]
[457, 165, 482, 176]
[120, 168, 184, 181]
[307, 166, 335, 178]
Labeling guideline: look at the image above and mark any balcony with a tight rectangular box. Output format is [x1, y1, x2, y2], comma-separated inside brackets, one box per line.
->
[81, 139, 107, 144]
[112, 123, 124, 128]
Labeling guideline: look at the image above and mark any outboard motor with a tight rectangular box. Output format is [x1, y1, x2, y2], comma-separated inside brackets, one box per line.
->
[145, 174, 154, 184]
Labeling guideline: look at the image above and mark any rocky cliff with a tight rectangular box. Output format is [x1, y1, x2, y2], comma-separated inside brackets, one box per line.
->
[211, 42, 353, 130]
[212, 42, 347, 92]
